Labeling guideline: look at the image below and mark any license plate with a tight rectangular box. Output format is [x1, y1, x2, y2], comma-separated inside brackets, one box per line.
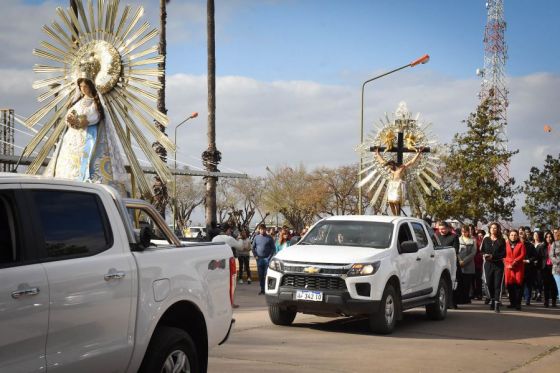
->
[296, 290, 323, 302]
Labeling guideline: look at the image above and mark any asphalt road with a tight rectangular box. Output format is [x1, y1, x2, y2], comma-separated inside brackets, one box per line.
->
[209, 280, 560, 373]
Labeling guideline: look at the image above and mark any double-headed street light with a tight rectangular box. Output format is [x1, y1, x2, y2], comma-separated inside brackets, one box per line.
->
[173, 112, 199, 231]
[358, 54, 430, 214]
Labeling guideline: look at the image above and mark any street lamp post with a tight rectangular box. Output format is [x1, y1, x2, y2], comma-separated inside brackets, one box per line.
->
[173, 112, 199, 232]
[358, 54, 430, 214]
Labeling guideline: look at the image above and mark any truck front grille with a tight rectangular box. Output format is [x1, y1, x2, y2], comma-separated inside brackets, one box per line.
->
[281, 275, 347, 291]
[283, 265, 348, 275]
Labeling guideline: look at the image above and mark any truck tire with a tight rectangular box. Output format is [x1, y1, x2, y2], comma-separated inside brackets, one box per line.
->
[268, 304, 296, 326]
[369, 284, 397, 334]
[139, 326, 200, 373]
[426, 277, 448, 321]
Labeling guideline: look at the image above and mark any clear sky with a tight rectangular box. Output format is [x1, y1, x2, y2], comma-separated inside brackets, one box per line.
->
[2, 0, 560, 225]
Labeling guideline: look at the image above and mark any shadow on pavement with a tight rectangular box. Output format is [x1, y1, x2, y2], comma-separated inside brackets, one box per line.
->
[290, 301, 560, 341]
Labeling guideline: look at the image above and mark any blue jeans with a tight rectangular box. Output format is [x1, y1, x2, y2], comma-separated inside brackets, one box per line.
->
[554, 274, 560, 300]
[257, 257, 269, 292]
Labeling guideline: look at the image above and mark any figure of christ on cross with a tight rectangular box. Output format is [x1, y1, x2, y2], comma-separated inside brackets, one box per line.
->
[371, 130, 430, 215]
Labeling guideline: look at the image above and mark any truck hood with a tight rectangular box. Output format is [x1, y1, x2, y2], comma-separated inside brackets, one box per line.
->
[275, 244, 389, 264]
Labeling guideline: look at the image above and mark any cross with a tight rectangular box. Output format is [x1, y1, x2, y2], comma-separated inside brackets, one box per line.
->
[370, 130, 430, 166]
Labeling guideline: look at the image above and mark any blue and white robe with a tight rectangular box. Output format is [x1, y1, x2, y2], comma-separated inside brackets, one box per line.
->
[45, 95, 128, 195]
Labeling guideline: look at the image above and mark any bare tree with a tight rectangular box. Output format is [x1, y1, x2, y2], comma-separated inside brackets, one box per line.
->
[170, 174, 205, 232]
[263, 165, 323, 232]
[216, 177, 266, 230]
[313, 164, 363, 216]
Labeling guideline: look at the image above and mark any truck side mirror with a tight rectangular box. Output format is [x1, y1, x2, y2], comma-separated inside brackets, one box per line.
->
[400, 240, 419, 254]
[132, 227, 153, 251]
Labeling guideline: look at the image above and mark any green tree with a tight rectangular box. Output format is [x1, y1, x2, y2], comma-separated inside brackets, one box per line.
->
[522, 154, 560, 228]
[426, 99, 518, 225]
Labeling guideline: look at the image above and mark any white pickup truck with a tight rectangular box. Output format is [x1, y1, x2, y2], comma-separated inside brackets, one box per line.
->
[265, 215, 456, 334]
[0, 174, 234, 373]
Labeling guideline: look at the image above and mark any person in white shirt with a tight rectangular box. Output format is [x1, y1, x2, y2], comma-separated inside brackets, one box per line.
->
[212, 223, 243, 308]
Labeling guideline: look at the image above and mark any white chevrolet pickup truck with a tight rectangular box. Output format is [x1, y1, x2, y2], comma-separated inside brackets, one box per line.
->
[266, 215, 456, 334]
[0, 174, 234, 373]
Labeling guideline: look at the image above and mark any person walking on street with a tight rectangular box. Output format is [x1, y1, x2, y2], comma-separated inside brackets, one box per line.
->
[542, 231, 558, 307]
[472, 229, 486, 300]
[275, 228, 291, 254]
[237, 229, 252, 284]
[481, 222, 506, 313]
[212, 223, 243, 308]
[252, 223, 275, 295]
[437, 221, 460, 308]
[552, 230, 560, 303]
[457, 225, 476, 304]
[534, 231, 546, 302]
[519, 229, 538, 306]
[505, 230, 526, 310]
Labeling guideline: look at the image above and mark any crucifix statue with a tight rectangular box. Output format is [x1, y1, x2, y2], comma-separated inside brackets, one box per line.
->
[370, 118, 431, 216]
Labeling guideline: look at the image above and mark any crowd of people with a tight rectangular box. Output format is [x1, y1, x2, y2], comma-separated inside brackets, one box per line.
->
[209, 219, 560, 313]
[435, 220, 560, 313]
[209, 223, 308, 296]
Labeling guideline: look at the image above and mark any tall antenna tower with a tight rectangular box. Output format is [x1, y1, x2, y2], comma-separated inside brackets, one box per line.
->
[476, 0, 509, 179]
[0, 109, 15, 172]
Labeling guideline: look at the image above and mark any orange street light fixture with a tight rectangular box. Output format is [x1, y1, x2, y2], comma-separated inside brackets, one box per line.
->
[358, 54, 430, 214]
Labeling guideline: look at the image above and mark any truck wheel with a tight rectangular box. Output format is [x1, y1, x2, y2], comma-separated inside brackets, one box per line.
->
[369, 284, 397, 334]
[139, 326, 200, 373]
[268, 304, 296, 326]
[426, 277, 448, 321]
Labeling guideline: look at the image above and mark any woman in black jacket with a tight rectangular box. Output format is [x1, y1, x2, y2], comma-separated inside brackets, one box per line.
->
[481, 223, 506, 313]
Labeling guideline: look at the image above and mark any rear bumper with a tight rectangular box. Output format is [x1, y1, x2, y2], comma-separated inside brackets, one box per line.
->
[266, 287, 380, 316]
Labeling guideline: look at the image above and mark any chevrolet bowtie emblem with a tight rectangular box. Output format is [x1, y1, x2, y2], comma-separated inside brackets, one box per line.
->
[303, 266, 320, 274]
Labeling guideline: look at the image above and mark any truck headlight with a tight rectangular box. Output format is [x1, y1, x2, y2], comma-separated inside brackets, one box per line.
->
[269, 258, 284, 273]
[347, 262, 380, 277]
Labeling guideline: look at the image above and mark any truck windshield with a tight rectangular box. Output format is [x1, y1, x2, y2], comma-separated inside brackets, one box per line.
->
[300, 221, 393, 249]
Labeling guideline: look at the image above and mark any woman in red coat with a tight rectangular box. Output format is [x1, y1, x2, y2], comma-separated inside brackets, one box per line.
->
[505, 230, 526, 310]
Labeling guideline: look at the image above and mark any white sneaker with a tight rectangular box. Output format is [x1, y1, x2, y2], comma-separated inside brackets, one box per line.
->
[247, 279, 252, 284]
[238, 279, 243, 284]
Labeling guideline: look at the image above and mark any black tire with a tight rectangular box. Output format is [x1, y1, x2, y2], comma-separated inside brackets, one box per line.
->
[426, 277, 449, 321]
[369, 284, 397, 334]
[139, 326, 200, 373]
[268, 304, 297, 326]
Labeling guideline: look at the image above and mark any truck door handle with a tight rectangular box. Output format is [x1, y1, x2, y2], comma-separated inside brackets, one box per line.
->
[416, 257, 422, 261]
[11, 287, 40, 299]
[430, 254, 435, 258]
[104, 271, 126, 281]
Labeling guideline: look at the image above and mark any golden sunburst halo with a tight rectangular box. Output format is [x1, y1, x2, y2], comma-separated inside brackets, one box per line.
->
[357, 102, 441, 215]
[23, 0, 173, 199]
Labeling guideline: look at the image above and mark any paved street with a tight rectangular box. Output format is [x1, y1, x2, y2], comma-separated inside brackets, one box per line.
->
[209, 280, 560, 373]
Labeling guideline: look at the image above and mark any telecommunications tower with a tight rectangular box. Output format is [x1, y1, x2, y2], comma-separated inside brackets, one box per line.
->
[476, 0, 509, 180]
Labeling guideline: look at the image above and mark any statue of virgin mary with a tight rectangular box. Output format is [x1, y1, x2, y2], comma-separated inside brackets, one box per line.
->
[44, 70, 128, 195]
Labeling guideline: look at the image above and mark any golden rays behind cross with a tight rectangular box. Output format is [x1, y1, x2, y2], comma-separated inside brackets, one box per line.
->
[357, 103, 441, 215]
[24, 0, 173, 199]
